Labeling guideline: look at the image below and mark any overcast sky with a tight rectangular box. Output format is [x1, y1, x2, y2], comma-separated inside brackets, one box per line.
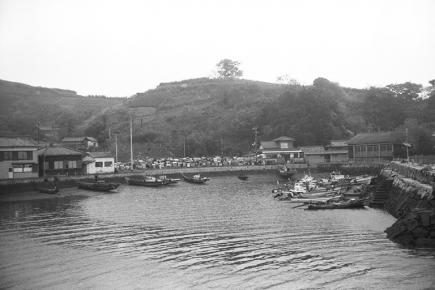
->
[1, 0, 434, 97]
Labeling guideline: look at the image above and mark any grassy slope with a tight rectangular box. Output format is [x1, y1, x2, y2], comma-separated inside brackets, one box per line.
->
[0, 79, 124, 137]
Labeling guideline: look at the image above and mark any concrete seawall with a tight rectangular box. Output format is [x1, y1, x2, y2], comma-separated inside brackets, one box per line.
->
[374, 163, 435, 248]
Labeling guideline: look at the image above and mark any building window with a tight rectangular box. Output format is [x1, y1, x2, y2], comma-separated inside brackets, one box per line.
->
[68, 161, 77, 169]
[23, 164, 33, 172]
[12, 164, 34, 173]
[17, 151, 32, 160]
[3, 151, 13, 160]
[280, 143, 288, 149]
[54, 161, 63, 169]
[95, 162, 103, 167]
[104, 161, 113, 167]
[13, 164, 23, 173]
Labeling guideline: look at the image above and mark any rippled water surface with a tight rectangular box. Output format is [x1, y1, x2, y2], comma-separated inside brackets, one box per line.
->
[1, 174, 435, 289]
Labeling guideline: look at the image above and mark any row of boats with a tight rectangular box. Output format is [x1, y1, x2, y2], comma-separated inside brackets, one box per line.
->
[34, 173, 214, 194]
[272, 172, 374, 210]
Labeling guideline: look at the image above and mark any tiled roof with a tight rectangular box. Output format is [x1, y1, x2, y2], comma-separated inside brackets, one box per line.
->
[0, 136, 38, 148]
[41, 146, 83, 156]
[300, 146, 327, 154]
[88, 152, 113, 158]
[272, 136, 295, 142]
[348, 132, 405, 145]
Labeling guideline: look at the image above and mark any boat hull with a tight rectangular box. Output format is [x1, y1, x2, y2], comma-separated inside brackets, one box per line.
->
[78, 181, 120, 192]
[182, 174, 209, 184]
[125, 177, 165, 187]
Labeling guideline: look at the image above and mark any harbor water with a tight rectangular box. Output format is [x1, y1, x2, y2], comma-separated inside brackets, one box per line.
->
[1, 174, 434, 289]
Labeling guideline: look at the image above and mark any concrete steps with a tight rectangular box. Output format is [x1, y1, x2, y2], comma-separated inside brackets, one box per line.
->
[369, 179, 393, 208]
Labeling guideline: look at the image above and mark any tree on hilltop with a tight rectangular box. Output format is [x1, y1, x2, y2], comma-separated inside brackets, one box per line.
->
[216, 59, 243, 79]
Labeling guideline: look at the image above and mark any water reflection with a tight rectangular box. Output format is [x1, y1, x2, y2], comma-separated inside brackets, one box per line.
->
[1, 173, 434, 289]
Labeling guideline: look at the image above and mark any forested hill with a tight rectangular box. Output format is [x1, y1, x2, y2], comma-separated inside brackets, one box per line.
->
[1, 77, 434, 159]
[0, 79, 124, 138]
[84, 77, 435, 159]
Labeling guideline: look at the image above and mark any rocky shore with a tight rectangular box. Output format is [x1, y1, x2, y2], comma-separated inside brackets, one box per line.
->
[377, 164, 435, 248]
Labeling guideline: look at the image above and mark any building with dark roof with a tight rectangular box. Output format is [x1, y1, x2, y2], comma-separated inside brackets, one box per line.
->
[0, 136, 39, 179]
[300, 140, 349, 166]
[38, 145, 84, 176]
[61, 136, 98, 151]
[259, 136, 303, 163]
[348, 131, 406, 162]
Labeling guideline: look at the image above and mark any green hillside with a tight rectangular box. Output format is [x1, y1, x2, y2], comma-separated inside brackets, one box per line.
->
[1, 77, 434, 160]
[0, 79, 124, 138]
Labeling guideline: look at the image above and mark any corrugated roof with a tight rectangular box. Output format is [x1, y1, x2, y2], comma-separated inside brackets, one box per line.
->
[272, 136, 295, 142]
[348, 132, 404, 145]
[41, 146, 83, 156]
[300, 146, 327, 154]
[0, 137, 38, 148]
[88, 152, 113, 158]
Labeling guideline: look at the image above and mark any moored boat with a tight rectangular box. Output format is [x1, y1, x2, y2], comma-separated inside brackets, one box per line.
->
[182, 173, 209, 184]
[36, 184, 59, 194]
[125, 176, 165, 187]
[306, 199, 365, 210]
[158, 175, 180, 185]
[238, 171, 248, 180]
[78, 180, 120, 192]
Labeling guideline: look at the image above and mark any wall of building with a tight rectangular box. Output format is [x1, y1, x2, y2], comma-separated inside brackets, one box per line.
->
[305, 154, 325, 166]
[0, 148, 39, 179]
[85, 157, 114, 174]
[42, 156, 83, 176]
[330, 153, 348, 163]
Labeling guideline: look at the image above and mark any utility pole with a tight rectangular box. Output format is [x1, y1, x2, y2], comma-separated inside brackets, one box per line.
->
[405, 128, 409, 162]
[183, 136, 186, 158]
[130, 115, 133, 169]
[115, 134, 118, 163]
[36, 121, 40, 144]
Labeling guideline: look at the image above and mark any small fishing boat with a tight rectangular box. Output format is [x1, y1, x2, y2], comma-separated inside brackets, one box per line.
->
[158, 175, 180, 185]
[36, 184, 59, 194]
[78, 180, 120, 192]
[182, 173, 209, 184]
[125, 176, 165, 187]
[306, 199, 365, 210]
[238, 171, 248, 180]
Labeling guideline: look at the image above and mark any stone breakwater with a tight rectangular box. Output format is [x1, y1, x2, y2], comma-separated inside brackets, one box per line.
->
[379, 166, 435, 248]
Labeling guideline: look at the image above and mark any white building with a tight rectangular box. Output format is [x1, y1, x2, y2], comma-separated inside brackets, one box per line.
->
[83, 152, 115, 174]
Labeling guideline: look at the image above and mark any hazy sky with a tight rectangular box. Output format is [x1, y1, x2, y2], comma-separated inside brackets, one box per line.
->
[1, 0, 434, 97]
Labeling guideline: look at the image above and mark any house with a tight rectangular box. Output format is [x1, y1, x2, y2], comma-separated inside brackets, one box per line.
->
[300, 146, 328, 165]
[0, 136, 39, 179]
[348, 131, 406, 162]
[325, 140, 349, 163]
[300, 142, 349, 166]
[83, 152, 115, 174]
[38, 145, 84, 176]
[38, 125, 59, 141]
[61, 137, 98, 151]
[259, 136, 303, 163]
